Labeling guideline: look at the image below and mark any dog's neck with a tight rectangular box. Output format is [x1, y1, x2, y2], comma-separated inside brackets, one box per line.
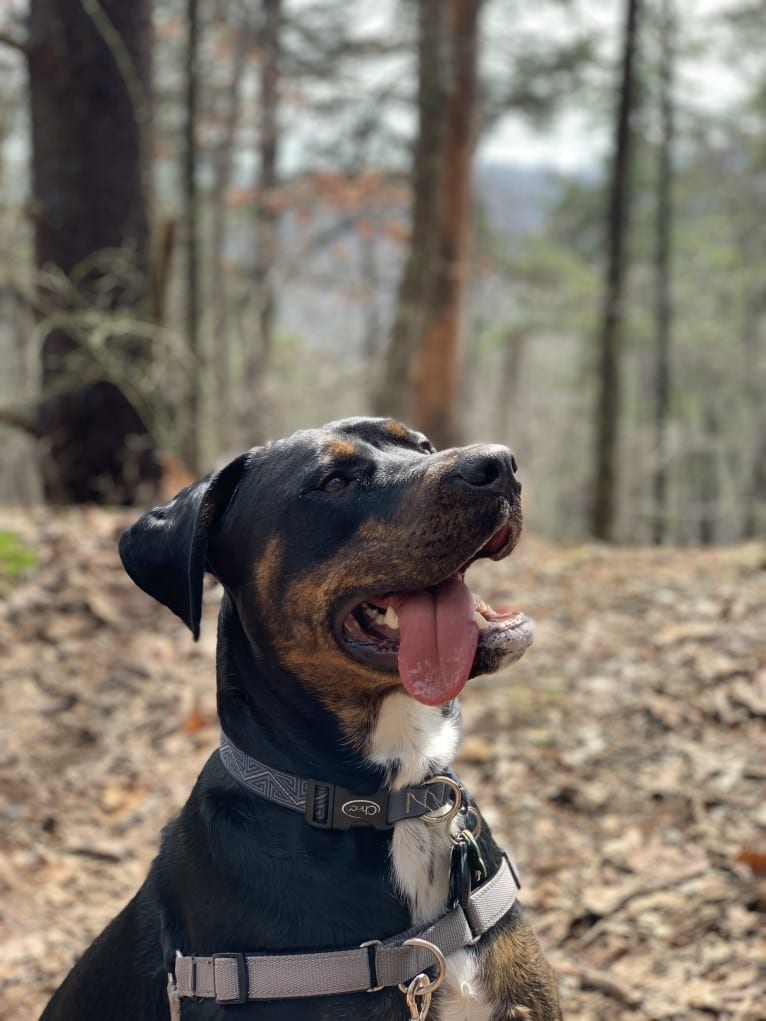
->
[215, 594, 461, 794]
[366, 692, 462, 790]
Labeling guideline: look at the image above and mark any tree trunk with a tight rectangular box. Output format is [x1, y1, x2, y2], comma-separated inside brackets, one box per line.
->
[697, 405, 719, 546]
[493, 327, 525, 443]
[591, 0, 642, 540]
[27, 0, 159, 504]
[373, 0, 450, 425]
[244, 0, 281, 445]
[183, 0, 201, 473]
[210, 21, 248, 450]
[651, 0, 675, 545]
[743, 425, 766, 539]
[740, 286, 766, 539]
[410, 0, 481, 449]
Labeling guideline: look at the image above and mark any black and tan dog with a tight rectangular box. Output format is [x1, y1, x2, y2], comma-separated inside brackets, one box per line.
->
[41, 417, 561, 1020]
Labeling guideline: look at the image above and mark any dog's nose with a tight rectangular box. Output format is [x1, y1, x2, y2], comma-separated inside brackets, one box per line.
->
[453, 446, 519, 493]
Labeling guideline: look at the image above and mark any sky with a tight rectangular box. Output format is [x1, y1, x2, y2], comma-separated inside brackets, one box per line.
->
[478, 0, 752, 172]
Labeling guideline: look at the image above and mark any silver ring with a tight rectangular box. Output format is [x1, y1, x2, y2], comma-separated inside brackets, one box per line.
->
[421, 776, 463, 828]
[397, 938, 447, 996]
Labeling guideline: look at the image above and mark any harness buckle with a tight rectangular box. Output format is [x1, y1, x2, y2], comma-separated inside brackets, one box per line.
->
[213, 953, 248, 1004]
[305, 780, 391, 830]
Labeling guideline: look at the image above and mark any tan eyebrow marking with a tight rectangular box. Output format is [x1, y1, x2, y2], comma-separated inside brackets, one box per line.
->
[385, 421, 412, 441]
[323, 439, 358, 460]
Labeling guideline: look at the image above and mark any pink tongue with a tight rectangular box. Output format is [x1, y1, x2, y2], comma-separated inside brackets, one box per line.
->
[389, 577, 479, 706]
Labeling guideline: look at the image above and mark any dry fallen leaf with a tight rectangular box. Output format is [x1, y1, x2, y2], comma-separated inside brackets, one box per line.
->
[736, 848, 766, 876]
[2, 513, 765, 1021]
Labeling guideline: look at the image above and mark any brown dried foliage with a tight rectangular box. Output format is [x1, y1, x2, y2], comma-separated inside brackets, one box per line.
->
[0, 510, 764, 1018]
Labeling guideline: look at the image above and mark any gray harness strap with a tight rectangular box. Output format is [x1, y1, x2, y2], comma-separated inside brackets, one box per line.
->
[173, 855, 520, 1003]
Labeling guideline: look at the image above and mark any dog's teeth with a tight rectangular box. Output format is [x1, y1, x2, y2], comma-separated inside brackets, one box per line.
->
[474, 610, 489, 631]
[475, 599, 490, 613]
[383, 606, 399, 629]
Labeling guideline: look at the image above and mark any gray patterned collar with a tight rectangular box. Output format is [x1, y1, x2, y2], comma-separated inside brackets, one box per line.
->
[218, 732, 461, 831]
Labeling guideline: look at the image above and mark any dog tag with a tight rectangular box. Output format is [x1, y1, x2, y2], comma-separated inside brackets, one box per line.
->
[460, 828, 488, 886]
[449, 836, 472, 911]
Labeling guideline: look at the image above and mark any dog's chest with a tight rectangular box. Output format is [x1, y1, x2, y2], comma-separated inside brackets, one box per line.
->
[366, 694, 493, 1020]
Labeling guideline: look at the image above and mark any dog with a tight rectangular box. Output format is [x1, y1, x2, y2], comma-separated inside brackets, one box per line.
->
[41, 417, 562, 1020]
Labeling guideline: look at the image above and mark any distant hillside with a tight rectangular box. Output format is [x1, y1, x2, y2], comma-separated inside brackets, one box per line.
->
[273, 160, 578, 353]
[474, 161, 563, 245]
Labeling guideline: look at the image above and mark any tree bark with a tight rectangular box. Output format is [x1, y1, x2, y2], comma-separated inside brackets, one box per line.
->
[591, 0, 641, 540]
[697, 405, 719, 546]
[740, 286, 766, 539]
[373, 0, 450, 425]
[244, 0, 281, 445]
[183, 0, 201, 473]
[651, 0, 675, 545]
[493, 327, 525, 443]
[27, 0, 158, 504]
[210, 20, 249, 448]
[410, 0, 481, 449]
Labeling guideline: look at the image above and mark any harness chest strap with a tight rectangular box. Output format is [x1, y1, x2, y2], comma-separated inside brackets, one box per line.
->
[173, 854, 520, 1003]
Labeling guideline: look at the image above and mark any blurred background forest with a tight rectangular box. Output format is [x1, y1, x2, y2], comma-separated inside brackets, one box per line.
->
[0, 0, 764, 544]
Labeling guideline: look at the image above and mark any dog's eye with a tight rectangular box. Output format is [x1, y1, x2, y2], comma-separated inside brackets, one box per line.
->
[321, 473, 349, 494]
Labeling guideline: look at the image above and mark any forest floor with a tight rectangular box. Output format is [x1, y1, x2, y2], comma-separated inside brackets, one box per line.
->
[0, 506, 765, 1020]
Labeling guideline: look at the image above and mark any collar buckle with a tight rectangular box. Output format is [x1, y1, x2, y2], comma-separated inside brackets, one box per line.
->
[305, 779, 391, 830]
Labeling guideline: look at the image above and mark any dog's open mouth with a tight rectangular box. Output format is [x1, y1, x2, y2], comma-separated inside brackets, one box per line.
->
[337, 524, 533, 706]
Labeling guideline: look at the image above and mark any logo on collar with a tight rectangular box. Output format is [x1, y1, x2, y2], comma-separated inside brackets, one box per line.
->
[340, 799, 382, 820]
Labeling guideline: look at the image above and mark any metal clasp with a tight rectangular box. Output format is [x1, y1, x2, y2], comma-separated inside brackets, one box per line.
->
[305, 780, 391, 830]
[397, 938, 446, 1021]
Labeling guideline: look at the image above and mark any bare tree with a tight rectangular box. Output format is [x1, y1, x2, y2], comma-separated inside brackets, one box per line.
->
[209, 11, 249, 446]
[591, 0, 642, 540]
[244, 0, 281, 444]
[652, 0, 675, 544]
[183, 0, 202, 473]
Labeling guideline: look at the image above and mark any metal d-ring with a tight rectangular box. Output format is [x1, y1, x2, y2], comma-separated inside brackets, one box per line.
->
[397, 938, 447, 996]
[421, 775, 463, 828]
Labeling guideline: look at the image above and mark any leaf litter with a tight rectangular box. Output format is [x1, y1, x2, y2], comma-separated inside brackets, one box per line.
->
[0, 508, 764, 1019]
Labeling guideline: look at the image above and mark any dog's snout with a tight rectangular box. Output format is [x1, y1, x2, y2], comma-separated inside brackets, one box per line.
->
[453, 446, 518, 493]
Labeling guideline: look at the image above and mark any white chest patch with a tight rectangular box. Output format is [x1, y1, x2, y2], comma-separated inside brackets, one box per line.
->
[366, 694, 494, 1021]
[437, 949, 494, 1021]
[367, 693, 459, 922]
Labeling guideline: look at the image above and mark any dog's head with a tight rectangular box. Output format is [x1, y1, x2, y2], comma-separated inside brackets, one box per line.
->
[120, 418, 533, 710]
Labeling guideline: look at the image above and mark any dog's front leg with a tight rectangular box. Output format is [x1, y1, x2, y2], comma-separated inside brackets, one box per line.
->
[477, 911, 563, 1021]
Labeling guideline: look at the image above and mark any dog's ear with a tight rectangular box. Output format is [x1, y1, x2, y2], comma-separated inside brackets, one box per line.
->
[118, 453, 250, 639]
